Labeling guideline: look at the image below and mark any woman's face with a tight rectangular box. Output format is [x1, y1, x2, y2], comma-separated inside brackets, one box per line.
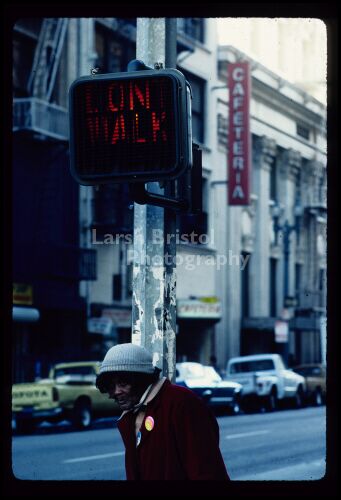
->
[107, 378, 140, 411]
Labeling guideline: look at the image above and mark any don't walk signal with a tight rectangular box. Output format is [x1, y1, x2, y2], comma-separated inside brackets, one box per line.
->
[69, 67, 192, 185]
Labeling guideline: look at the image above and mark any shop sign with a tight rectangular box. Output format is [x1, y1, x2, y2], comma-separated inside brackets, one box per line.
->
[88, 317, 113, 335]
[284, 296, 297, 308]
[177, 298, 222, 319]
[13, 284, 33, 305]
[274, 320, 289, 343]
[102, 308, 132, 328]
[228, 62, 251, 205]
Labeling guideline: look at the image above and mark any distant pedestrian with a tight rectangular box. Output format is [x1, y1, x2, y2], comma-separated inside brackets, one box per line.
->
[96, 343, 230, 480]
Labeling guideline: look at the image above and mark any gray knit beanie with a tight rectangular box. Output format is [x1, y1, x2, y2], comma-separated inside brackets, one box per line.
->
[99, 343, 155, 374]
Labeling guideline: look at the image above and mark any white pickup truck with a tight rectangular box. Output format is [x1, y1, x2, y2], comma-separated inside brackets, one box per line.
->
[225, 354, 306, 411]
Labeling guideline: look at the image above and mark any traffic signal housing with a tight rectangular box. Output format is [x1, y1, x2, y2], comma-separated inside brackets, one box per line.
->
[69, 68, 192, 185]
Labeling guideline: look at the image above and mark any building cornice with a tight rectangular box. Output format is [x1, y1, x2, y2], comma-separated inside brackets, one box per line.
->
[218, 46, 326, 133]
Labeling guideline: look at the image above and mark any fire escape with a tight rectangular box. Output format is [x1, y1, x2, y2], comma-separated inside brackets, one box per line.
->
[13, 18, 96, 281]
[13, 18, 69, 141]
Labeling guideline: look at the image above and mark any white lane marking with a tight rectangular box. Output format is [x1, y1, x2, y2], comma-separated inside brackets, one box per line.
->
[225, 430, 270, 439]
[235, 459, 326, 481]
[63, 451, 125, 463]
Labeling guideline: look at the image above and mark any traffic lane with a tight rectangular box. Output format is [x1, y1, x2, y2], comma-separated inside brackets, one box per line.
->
[218, 406, 326, 480]
[12, 426, 126, 480]
[12, 407, 325, 481]
[11, 416, 120, 436]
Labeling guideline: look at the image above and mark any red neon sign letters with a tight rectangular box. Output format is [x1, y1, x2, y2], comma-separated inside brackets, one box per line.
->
[83, 80, 168, 145]
[228, 62, 251, 205]
[70, 75, 178, 180]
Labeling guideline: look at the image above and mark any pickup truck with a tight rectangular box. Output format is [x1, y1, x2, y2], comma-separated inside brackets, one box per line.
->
[12, 361, 120, 433]
[225, 353, 306, 411]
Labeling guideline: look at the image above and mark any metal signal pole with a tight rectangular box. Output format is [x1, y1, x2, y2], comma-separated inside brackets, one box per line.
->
[131, 18, 177, 381]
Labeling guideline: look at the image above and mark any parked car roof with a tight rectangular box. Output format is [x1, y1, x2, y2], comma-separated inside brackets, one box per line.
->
[53, 361, 101, 369]
[227, 353, 282, 363]
[176, 362, 241, 389]
[292, 364, 326, 376]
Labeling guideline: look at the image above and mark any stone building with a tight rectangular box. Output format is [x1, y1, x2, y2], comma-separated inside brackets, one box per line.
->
[12, 18, 326, 381]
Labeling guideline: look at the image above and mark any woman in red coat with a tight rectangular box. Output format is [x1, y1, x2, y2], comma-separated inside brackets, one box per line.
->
[96, 343, 229, 480]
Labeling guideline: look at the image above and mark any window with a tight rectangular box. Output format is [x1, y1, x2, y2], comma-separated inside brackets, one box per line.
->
[217, 112, 228, 148]
[113, 274, 122, 301]
[295, 263, 302, 306]
[95, 23, 135, 74]
[295, 366, 322, 377]
[54, 366, 96, 377]
[180, 69, 205, 144]
[13, 33, 36, 96]
[318, 174, 326, 206]
[296, 123, 310, 141]
[230, 359, 275, 374]
[319, 268, 326, 308]
[241, 252, 250, 317]
[181, 363, 205, 378]
[178, 18, 204, 43]
[270, 159, 277, 202]
[270, 257, 277, 316]
[126, 261, 133, 298]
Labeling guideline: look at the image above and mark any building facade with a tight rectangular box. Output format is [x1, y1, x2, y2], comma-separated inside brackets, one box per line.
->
[216, 45, 326, 371]
[13, 19, 96, 382]
[217, 18, 327, 104]
[12, 18, 326, 381]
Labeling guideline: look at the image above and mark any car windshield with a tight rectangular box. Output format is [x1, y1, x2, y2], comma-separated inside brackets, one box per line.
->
[294, 366, 322, 377]
[54, 366, 96, 378]
[229, 359, 275, 373]
[204, 366, 222, 382]
[180, 363, 205, 379]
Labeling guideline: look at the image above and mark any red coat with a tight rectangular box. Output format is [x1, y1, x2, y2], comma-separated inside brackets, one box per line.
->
[117, 379, 230, 480]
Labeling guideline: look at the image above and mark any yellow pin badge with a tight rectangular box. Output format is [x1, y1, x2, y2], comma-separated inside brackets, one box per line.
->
[145, 416, 154, 431]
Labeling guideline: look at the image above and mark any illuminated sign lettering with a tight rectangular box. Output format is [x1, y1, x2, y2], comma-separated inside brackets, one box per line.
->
[69, 69, 192, 185]
[228, 62, 251, 205]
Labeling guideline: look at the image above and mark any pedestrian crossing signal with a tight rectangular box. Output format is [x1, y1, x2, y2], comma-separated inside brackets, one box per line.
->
[69, 68, 192, 185]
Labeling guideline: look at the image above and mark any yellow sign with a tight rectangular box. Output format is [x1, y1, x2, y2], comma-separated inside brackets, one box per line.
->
[198, 297, 219, 303]
[177, 299, 221, 319]
[13, 284, 33, 305]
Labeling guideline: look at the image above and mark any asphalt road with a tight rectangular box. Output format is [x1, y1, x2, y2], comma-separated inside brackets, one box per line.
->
[12, 406, 326, 481]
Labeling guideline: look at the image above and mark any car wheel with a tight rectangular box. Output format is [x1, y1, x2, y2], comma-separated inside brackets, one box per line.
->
[73, 399, 92, 429]
[313, 388, 323, 406]
[294, 386, 304, 409]
[266, 389, 278, 412]
[16, 418, 35, 434]
[229, 395, 241, 415]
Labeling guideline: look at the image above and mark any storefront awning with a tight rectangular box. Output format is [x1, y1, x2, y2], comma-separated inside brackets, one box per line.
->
[12, 307, 40, 322]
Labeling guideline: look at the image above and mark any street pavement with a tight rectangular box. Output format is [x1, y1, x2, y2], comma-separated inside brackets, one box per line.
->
[11, 406, 326, 481]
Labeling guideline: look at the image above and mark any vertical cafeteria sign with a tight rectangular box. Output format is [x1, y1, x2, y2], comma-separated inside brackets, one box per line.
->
[228, 62, 251, 205]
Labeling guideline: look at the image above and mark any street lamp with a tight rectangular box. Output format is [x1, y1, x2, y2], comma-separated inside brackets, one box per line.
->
[271, 201, 303, 364]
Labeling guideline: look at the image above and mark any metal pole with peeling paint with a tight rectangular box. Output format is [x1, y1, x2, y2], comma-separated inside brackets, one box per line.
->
[131, 18, 177, 382]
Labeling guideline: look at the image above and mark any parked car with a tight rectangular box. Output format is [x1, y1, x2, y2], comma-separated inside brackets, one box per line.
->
[12, 361, 120, 433]
[176, 362, 242, 415]
[292, 364, 326, 406]
[225, 354, 306, 411]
